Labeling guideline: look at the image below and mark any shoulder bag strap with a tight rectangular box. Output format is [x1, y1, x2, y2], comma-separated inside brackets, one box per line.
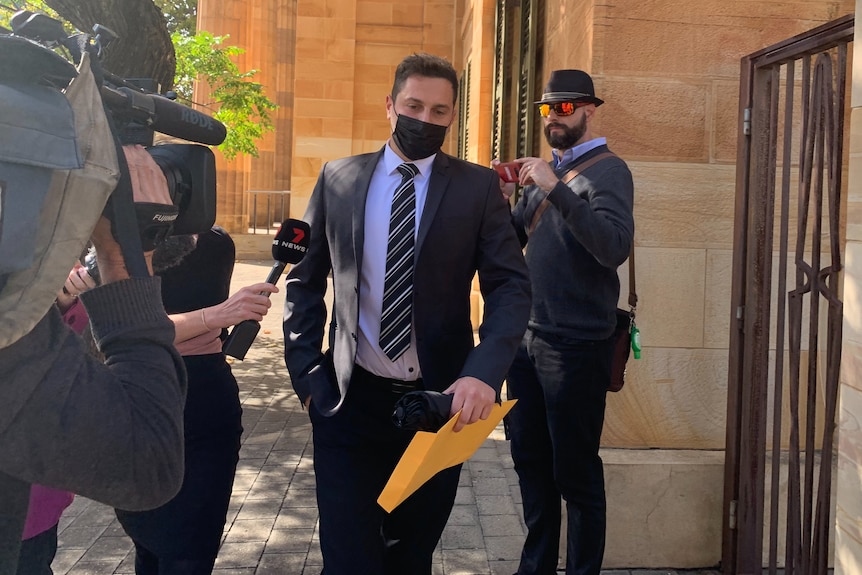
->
[528, 151, 617, 235]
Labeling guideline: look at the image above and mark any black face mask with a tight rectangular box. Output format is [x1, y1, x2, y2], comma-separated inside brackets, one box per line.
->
[391, 114, 448, 160]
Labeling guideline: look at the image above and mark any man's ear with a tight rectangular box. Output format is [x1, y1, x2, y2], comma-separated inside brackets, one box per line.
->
[385, 94, 395, 121]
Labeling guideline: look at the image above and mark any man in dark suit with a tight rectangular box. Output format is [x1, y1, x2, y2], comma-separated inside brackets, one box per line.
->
[283, 53, 531, 575]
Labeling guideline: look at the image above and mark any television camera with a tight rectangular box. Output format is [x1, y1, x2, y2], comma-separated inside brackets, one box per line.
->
[5, 10, 226, 238]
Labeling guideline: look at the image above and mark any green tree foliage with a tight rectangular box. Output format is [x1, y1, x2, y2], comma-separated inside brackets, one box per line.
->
[173, 31, 276, 159]
[2, 0, 277, 160]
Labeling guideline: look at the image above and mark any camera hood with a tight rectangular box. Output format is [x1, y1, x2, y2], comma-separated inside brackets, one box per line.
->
[0, 34, 77, 88]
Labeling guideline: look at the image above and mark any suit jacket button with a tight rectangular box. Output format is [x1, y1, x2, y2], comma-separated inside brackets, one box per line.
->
[351, 333, 357, 341]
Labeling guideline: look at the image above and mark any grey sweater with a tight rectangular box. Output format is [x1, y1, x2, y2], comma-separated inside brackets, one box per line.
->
[0, 277, 186, 575]
[511, 144, 634, 340]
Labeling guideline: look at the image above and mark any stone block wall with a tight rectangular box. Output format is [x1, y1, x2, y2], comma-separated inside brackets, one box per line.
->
[538, 0, 854, 449]
[836, 5, 862, 572]
[198, 0, 295, 234]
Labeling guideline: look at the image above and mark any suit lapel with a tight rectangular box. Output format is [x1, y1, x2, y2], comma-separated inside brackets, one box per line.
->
[416, 152, 450, 257]
[352, 148, 385, 267]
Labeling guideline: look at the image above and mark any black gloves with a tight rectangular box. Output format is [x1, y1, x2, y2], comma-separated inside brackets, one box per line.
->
[391, 390, 454, 432]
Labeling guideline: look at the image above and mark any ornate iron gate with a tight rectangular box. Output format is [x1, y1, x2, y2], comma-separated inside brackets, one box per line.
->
[723, 15, 853, 575]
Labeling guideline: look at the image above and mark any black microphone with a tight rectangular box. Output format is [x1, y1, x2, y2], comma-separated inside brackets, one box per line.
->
[100, 86, 228, 146]
[223, 219, 310, 360]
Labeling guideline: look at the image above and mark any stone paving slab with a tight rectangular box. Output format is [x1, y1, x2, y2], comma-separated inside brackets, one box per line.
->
[49, 261, 721, 575]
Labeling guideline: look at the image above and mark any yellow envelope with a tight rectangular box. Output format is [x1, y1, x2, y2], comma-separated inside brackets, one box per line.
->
[377, 399, 516, 513]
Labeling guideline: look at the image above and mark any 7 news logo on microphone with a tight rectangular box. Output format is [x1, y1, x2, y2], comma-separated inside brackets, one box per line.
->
[271, 220, 310, 265]
[223, 218, 310, 360]
[273, 224, 308, 261]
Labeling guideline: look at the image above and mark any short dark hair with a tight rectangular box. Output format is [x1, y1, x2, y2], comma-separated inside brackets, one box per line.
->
[391, 53, 459, 104]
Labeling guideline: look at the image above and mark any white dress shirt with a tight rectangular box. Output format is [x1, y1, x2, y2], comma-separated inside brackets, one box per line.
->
[355, 143, 435, 380]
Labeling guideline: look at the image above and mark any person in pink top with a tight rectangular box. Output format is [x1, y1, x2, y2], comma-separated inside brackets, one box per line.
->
[16, 263, 96, 575]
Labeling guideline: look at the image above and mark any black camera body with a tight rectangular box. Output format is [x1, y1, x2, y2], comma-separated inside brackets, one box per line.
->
[146, 145, 217, 236]
[7, 11, 224, 238]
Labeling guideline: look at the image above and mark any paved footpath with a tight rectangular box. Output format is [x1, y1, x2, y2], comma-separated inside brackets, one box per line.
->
[50, 261, 721, 575]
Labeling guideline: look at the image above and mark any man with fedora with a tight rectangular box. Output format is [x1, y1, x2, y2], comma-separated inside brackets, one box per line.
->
[496, 69, 634, 574]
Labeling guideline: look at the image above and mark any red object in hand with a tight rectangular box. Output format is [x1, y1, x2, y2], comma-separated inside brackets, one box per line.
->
[494, 161, 521, 183]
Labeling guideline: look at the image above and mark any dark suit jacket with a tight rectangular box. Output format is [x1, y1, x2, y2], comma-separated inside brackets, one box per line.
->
[283, 146, 531, 415]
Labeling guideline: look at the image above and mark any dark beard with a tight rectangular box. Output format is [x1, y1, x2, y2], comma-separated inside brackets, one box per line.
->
[544, 114, 587, 150]
[152, 234, 199, 273]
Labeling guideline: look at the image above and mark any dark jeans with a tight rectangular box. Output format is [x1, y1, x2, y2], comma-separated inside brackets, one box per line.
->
[506, 329, 613, 575]
[310, 367, 461, 575]
[16, 524, 58, 575]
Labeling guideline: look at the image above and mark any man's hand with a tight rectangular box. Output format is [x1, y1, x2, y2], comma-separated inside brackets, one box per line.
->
[516, 156, 558, 192]
[443, 376, 497, 432]
[90, 145, 171, 282]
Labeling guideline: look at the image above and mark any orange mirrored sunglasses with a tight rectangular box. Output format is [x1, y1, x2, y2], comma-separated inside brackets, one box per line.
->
[538, 101, 592, 117]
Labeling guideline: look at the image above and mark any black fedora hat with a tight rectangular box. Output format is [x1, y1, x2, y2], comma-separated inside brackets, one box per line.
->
[535, 69, 604, 107]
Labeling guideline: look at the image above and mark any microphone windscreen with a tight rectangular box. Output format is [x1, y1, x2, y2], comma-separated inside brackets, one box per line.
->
[150, 95, 227, 145]
[272, 219, 310, 264]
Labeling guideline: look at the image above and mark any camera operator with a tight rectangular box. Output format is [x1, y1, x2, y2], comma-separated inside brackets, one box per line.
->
[0, 145, 187, 574]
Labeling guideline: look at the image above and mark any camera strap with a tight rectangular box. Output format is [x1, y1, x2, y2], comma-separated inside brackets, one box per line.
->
[104, 138, 150, 278]
[80, 45, 150, 278]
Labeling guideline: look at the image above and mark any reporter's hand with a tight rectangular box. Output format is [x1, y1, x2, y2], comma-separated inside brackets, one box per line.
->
[56, 262, 97, 312]
[64, 263, 98, 295]
[206, 283, 279, 329]
[90, 145, 171, 282]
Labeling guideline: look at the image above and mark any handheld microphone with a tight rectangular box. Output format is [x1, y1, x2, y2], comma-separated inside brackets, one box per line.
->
[223, 219, 310, 360]
[100, 86, 228, 146]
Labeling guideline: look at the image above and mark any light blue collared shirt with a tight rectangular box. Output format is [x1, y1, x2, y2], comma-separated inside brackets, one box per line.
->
[355, 143, 435, 380]
[552, 137, 607, 168]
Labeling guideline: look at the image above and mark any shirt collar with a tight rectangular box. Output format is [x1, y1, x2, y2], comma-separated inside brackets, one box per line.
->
[384, 142, 436, 178]
[552, 137, 607, 168]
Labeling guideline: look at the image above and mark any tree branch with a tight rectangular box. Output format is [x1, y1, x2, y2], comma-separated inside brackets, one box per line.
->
[45, 0, 176, 91]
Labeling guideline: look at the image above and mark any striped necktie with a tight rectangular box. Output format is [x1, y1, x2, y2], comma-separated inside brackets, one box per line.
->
[379, 162, 419, 361]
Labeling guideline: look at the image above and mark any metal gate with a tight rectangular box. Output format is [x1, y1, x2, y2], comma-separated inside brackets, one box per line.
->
[722, 15, 853, 575]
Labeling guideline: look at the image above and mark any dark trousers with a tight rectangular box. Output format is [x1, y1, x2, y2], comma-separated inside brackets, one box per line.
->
[310, 366, 461, 575]
[116, 355, 242, 575]
[16, 524, 58, 575]
[506, 329, 612, 575]
[116, 431, 240, 575]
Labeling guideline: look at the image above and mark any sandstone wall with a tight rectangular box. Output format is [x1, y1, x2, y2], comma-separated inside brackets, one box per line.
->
[574, 0, 854, 448]
[836, 4, 862, 572]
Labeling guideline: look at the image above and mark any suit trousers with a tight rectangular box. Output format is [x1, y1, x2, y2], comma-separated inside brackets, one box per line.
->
[310, 367, 461, 575]
[506, 329, 613, 575]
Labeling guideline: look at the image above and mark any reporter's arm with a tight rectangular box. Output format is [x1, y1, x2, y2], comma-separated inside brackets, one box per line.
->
[169, 282, 278, 345]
